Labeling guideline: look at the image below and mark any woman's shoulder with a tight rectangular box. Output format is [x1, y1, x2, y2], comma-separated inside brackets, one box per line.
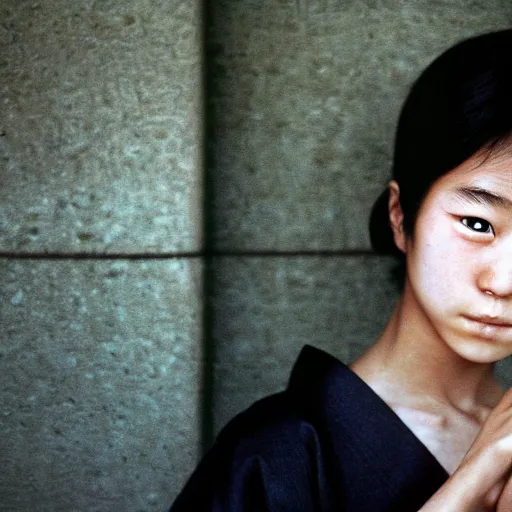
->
[214, 389, 317, 460]
[170, 391, 329, 511]
[214, 344, 351, 454]
[170, 347, 347, 510]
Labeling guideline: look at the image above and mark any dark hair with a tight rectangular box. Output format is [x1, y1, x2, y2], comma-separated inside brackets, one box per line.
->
[370, 30, 512, 257]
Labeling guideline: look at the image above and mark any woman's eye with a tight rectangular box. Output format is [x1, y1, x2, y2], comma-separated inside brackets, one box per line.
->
[461, 217, 493, 234]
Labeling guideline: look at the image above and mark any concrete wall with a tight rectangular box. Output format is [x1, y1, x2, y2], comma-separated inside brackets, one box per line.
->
[1, 1, 202, 511]
[2, 1, 512, 510]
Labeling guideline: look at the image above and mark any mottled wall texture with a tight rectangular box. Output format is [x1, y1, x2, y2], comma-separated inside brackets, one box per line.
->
[1, 1, 202, 511]
[1, 0, 512, 511]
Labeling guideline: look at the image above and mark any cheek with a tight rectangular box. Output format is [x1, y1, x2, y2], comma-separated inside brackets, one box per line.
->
[409, 229, 472, 303]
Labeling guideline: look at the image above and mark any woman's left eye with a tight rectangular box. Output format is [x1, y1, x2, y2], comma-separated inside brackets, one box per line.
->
[461, 217, 493, 234]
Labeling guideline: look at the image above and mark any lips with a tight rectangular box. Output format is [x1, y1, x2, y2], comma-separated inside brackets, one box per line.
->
[464, 315, 512, 328]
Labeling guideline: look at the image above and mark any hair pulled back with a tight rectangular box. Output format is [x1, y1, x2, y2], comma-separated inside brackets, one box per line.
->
[370, 30, 512, 256]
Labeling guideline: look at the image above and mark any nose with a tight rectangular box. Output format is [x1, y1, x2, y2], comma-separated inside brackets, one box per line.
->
[477, 251, 512, 299]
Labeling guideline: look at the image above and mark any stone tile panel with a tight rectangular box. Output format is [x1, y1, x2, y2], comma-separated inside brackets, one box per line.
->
[0, 259, 202, 511]
[0, 0, 202, 253]
[210, 255, 400, 433]
[208, 0, 512, 250]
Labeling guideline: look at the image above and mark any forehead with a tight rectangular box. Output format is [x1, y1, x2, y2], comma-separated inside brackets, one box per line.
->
[430, 149, 512, 199]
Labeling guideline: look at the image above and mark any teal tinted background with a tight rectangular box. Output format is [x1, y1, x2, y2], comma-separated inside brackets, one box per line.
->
[1, 1, 512, 510]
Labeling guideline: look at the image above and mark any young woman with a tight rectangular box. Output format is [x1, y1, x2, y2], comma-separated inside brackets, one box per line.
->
[171, 30, 512, 511]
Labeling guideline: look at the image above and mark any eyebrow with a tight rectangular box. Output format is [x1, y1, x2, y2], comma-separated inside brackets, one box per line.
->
[453, 186, 512, 209]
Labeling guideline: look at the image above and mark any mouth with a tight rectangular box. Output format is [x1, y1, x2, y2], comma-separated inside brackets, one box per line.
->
[463, 315, 512, 328]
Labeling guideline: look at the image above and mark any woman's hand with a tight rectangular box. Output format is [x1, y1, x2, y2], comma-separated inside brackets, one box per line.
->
[420, 388, 512, 511]
[496, 474, 512, 511]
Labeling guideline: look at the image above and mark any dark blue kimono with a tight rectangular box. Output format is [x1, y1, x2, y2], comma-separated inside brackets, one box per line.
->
[170, 345, 448, 511]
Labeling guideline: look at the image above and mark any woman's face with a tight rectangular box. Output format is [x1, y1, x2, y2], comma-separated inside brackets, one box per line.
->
[402, 148, 512, 363]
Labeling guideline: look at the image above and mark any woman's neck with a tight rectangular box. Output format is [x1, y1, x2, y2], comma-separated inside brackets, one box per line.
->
[351, 293, 506, 474]
[351, 294, 503, 417]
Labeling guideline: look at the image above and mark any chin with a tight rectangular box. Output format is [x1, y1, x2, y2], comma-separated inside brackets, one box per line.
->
[439, 319, 512, 364]
[449, 338, 512, 365]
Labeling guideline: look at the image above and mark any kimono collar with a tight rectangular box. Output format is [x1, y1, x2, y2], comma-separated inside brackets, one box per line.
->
[287, 345, 448, 511]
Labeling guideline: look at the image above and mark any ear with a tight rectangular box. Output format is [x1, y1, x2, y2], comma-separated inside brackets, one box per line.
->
[388, 180, 407, 254]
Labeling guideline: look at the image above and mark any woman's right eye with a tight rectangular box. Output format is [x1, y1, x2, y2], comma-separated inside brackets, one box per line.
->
[461, 217, 494, 234]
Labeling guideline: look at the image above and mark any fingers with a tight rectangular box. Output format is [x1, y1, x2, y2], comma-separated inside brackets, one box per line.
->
[496, 473, 512, 512]
[493, 387, 512, 413]
[484, 479, 507, 511]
